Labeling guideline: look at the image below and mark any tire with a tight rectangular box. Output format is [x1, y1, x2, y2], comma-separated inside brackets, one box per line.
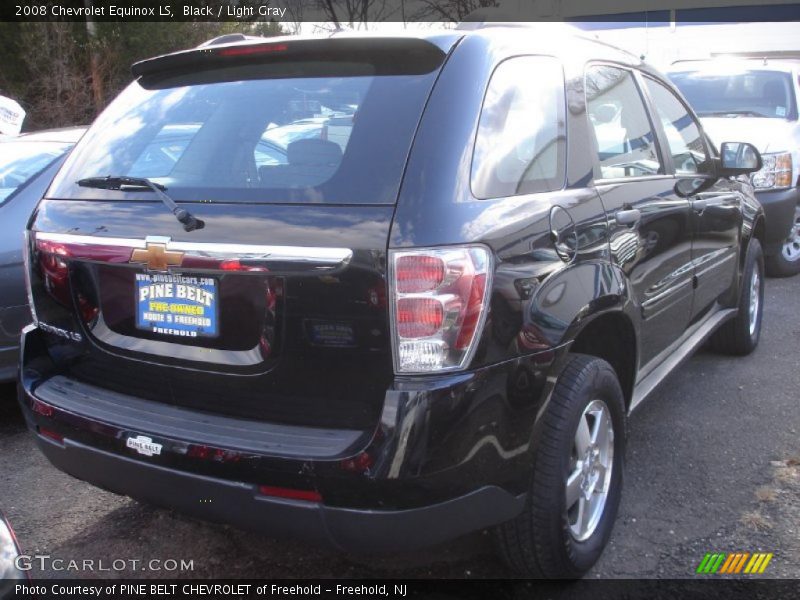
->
[765, 206, 800, 277]
[708, 238, 764, 356]
[495, 354, 625, 578]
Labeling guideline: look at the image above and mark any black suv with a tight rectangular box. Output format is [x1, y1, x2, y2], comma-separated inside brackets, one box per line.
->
[19, 27, 766, 577]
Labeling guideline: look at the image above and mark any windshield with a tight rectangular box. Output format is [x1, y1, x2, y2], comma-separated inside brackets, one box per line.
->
[668, 69, 797, 119]
[0, 140, 72, 203]
[49, 59, 441, 205]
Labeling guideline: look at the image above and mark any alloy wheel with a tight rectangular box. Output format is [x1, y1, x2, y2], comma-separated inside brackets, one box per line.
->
[781, 208, 800, 263]
[566, 399, 615, 541]
[748, 262, 761, 337]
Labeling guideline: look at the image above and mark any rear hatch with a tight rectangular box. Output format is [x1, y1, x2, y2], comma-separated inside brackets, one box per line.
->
[27, 36, 455, 431]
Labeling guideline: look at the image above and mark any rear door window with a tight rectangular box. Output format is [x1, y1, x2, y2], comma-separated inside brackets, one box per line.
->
[585, 65, 663, 179]
[471, 56, 566, 199]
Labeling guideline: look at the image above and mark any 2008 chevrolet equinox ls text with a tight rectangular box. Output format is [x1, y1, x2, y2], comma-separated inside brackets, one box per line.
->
[19, 25, 766, 577]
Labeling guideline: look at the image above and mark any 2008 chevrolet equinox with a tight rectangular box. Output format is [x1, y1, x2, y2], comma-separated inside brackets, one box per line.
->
[19, 25, 766, 577]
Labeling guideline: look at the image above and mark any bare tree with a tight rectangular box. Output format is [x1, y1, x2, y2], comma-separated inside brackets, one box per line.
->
[413, 0, 500, 23]
[19, 22, 95, 128]
[281, 0, 305, 34]
[83, 0, 104, 111]
[315, 0, 396, 29]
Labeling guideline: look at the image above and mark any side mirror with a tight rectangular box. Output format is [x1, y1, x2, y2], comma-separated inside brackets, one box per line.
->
[719, 142, 762, 176]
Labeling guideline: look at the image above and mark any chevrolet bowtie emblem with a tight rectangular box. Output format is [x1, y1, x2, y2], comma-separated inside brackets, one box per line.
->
[130, 242, 184, 271]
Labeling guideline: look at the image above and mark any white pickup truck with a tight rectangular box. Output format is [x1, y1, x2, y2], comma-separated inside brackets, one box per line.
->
[668, 59, 800, 276]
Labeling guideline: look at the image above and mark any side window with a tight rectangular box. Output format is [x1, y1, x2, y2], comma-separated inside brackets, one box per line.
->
[585, 66, 662, 179]
[471, 56, 566, 199]
[642, 77, 710, 176]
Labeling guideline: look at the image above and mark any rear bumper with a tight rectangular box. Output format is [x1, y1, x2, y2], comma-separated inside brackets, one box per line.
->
[17, 325, 560, 552]
[33, 433, 524, 552]
[755, 187, 799, 254]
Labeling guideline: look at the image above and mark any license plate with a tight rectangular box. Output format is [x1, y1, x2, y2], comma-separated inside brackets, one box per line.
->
[135, 273, 218, 338]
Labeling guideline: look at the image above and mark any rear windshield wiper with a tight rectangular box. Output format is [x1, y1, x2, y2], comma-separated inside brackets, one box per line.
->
[76, 175, 204, 232]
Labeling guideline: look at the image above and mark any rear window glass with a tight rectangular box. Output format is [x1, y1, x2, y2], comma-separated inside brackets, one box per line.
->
[49, 58, 442, 204]
[471, 56, 566, 199]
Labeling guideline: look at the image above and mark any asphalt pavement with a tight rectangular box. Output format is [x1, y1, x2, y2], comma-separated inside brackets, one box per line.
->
[1, 276, 798, 579]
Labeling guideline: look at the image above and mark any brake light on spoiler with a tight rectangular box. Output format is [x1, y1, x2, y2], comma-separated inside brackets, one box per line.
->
[389, 246, 492, 374]
[218, 43, 288, 57]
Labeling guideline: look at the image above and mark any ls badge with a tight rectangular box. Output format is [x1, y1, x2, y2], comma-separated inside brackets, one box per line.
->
[126, 435, 163, 457]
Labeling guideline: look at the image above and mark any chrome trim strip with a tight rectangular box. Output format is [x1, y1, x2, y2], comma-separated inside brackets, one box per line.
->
[640, 277, 693, 309]
[630, 307, 736, 413]
[90, 319, 265, 367]
[168, 241, 351, 263]
[33, 232, 353, 265]
[35, 232, 147, 249]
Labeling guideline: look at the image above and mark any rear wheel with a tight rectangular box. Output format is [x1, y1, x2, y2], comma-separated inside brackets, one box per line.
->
[709, 238, 764, 355]
[495, 354, 625, 578]
[765, 206, 800, 277]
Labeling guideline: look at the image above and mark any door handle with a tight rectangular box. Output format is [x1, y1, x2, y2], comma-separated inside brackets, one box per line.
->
[615, 209, 641, 225]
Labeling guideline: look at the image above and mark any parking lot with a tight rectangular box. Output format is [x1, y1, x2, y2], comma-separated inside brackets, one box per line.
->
[1, 276, 798, 580]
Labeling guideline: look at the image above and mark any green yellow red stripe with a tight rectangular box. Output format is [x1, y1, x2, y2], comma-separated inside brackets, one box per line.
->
[696, 551, 772, 575]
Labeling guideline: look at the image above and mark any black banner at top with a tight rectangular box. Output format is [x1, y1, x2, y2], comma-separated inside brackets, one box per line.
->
[2, 0, 800, 23]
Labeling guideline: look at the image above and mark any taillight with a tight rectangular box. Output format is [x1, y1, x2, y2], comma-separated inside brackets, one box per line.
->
[397, 297, 444, 338]
[389, 246, 491, 374]
[396, 255, 445, 293]
[30, 232, 100, 326]
[34, 236, 72, 308]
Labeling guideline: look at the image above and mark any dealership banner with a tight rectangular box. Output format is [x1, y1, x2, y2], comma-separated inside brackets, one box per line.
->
[0, 96, 25, 136]
[2, 0, 800, 22]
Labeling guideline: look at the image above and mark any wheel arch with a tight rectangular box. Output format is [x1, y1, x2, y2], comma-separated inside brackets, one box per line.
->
[528, 261, 639, 409]
[567, 310, 638, 411]
[746, 212, 767, 269]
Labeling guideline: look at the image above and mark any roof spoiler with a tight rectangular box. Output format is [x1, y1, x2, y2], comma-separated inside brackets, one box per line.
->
[131, 37, 447, 80]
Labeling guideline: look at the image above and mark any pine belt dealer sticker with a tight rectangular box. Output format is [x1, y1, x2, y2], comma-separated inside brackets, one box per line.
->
[126, 435, 163, 457]
[136, 273, 218, 338]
